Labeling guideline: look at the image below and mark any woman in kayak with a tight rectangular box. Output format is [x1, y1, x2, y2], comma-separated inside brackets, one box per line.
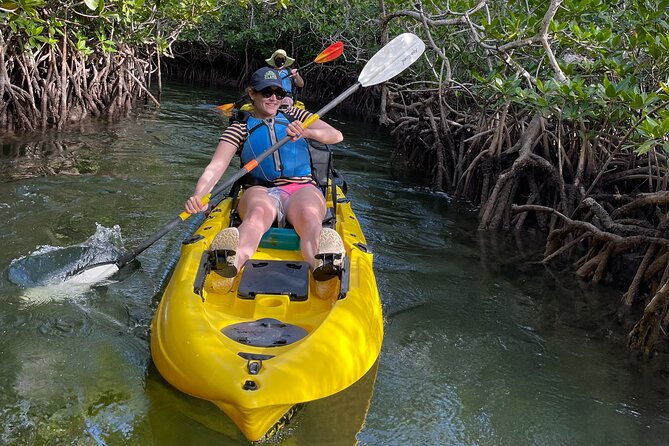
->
[184, 67, 344, 291]
[266, 49, 304, 107]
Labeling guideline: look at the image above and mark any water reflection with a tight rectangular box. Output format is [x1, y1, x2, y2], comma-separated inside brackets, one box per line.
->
[1, 134, 102, 182]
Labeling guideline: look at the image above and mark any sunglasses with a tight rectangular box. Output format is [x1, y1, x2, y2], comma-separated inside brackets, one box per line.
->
[275, 58, 286, 65]
[256, 87, 287, 99]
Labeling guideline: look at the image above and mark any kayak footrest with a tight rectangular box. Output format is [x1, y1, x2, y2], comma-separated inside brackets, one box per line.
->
[193, 249, 236, 299]
[238, 260, 310, 301]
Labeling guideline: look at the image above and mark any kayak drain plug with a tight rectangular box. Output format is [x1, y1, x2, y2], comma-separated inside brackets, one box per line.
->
[248, 360, 262, 375]
[243, 380, 258, 391]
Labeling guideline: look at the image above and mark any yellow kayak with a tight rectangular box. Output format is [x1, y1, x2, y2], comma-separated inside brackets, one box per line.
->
[150, 183, 383, 441]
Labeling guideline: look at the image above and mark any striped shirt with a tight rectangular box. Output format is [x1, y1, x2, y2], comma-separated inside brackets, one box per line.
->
[219, 106, 315, 185]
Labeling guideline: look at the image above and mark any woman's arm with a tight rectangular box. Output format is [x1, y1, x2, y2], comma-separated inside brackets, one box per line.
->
[285, 107, 343, 144]
[301, 118, 343, 144]
[290, 69, 305, 88]
[184, 139, 238, 214]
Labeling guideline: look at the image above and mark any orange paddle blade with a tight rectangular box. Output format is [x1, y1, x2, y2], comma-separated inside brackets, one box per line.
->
[314, 41, 344, 64]
[216, 103, 235, 112]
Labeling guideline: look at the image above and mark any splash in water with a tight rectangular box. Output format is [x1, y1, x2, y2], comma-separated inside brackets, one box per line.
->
[7, 224, 125, 303]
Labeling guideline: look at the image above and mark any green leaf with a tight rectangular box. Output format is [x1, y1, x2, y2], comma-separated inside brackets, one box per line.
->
[645, 116, 660, 129]
[636, 140, 654, 155]
[602, 76, 618, 98]
[84, 0, 98, 11]
[661, 116, 669, 135]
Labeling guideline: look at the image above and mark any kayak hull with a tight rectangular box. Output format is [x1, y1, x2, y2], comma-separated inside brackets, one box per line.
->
[150, 186, 383, 441]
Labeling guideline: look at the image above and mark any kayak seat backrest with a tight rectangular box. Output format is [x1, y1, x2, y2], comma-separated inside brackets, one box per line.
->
[308, 141, 332, 196]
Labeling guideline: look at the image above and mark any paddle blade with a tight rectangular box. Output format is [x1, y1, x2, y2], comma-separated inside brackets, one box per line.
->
[65, 263, 120, 285]
[358, 33, 425, 87]
[314, 41, 344, 63]
[216, 103, 235, 112]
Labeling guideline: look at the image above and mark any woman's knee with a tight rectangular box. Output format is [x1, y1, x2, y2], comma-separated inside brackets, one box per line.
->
[286, 187, 326, 221]
[287, 191, 326, 232]
[239, 188, 277, 226]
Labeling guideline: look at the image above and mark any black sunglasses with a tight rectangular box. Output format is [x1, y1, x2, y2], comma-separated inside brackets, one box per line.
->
[256, 87, 287, 99]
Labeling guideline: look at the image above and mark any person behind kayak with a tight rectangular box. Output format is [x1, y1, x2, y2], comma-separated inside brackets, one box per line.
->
[266, 49, 304, 107]
[184, 67, 344, 293]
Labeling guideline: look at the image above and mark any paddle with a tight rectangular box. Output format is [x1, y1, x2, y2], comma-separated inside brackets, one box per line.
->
[215, 41, 344, 113]
[69, 33, 425, 284]
[291, 40, 343, 74]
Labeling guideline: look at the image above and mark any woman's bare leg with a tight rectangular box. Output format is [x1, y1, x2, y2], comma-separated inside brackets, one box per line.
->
[286, 185, 326, 270]
[235, 186, 277, 269]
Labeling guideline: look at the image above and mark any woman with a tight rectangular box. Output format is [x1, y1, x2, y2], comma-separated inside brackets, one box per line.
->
[266, 49, 304, 107]
[185, 67, 344, 291]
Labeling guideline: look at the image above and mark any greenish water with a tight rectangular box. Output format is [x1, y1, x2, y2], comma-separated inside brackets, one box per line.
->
[1, 81, 669, 445]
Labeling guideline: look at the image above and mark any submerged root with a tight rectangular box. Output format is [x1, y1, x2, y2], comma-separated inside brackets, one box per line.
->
[629, 282, 669, 354]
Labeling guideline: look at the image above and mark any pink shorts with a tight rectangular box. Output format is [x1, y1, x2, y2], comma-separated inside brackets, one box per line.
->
[278, 182, 313, 195]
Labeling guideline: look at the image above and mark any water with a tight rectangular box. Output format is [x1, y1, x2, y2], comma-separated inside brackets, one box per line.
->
[2, 81, 669, 445]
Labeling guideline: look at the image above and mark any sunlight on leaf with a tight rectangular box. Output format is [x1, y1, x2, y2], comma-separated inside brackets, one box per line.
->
[84, 0, 98, 11]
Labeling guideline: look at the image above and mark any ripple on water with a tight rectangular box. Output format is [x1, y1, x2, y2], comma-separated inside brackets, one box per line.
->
[369, 332, 467, 445]
[0, 400, 35, 445]
[34, 302, 95, 339]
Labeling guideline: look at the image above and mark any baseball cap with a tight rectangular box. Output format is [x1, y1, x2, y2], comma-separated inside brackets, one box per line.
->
[250, 67, 284, 91]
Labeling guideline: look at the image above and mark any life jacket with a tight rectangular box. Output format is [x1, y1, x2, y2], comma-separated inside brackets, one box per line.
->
[278, 69, 293, 94]
[239, 112, 312, 183]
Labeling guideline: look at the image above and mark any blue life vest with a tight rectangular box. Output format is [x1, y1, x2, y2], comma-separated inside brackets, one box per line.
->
[278, 69, 293, 94]
[240, 112, 312, 182]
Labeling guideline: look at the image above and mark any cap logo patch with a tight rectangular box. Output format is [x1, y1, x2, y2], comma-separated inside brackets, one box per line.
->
[264, 71, 278, 80]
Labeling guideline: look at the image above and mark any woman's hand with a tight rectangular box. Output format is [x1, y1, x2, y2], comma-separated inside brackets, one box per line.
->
[286, 120, 306, 141]
[185, 195, 208, 214]
[291, 69, 304, 87]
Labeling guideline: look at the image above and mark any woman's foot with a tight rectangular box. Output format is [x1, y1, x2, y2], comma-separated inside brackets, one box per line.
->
[314, 277, 339, 300]
[204, 274, 234, 294]
[211, 227, 239, 278]
[313, 228, 345, 282]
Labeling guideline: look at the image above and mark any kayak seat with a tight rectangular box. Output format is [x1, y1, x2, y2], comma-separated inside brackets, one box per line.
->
[237, 260, 310, 301]
[259, 227, 300, 250]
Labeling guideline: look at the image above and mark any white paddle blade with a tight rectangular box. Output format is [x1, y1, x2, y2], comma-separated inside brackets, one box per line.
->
[65, 263, 120, 285]
[358, 33, 425, 87]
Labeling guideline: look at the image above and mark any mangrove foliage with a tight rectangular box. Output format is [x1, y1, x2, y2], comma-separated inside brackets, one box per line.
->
[0, 0, 222, 133]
